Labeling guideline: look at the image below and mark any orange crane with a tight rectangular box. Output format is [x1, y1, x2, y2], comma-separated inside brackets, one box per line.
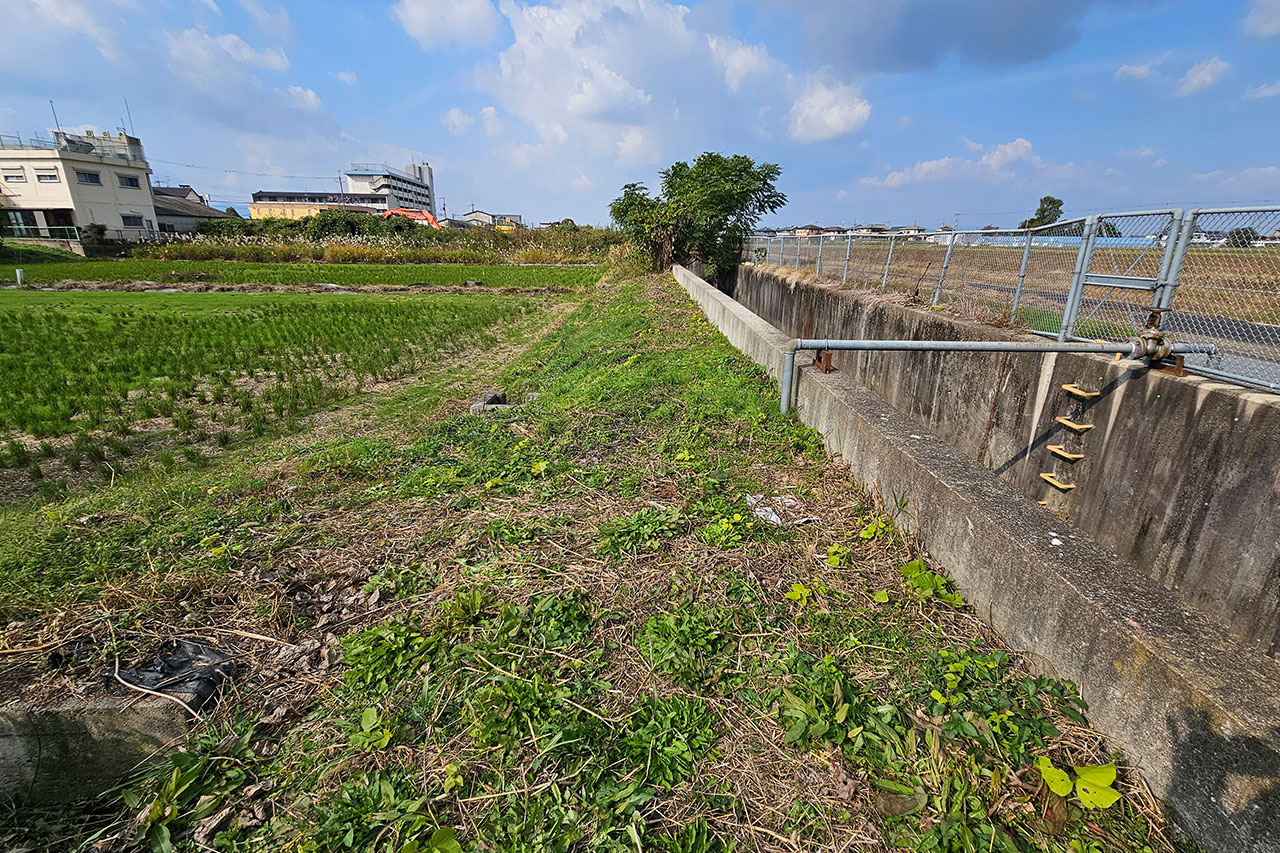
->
[381, 207, 444, 229]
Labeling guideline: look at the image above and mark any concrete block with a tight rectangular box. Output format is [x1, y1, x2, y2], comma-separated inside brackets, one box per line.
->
[0, 694, 190, 803]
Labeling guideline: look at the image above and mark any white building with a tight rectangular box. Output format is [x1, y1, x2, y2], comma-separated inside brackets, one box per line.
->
[0, 130, 158, 240]
[343, 163, 436, 216]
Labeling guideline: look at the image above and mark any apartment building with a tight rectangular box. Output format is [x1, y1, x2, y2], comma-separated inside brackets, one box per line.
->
[250, 162, 437, 221]
[0, 130, 158, 240]
[344, 163, 435, 217]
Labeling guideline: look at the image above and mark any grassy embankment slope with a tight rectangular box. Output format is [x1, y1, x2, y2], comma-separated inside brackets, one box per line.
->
[0, 269, 1176, 852]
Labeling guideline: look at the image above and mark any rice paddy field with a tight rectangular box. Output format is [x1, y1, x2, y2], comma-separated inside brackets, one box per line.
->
[0, 259, 602, 290]
[0, 265, 1185, 853]
[0, 285, 545, 500]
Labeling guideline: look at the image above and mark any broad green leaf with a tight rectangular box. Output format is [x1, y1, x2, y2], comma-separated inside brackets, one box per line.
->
[1072, 762, 1116, 787]
[785, 719, 808, 743]
[430, 826, 464, 853]
[834, 703, 849, 724]
[872, 590, 889, 603]
[1075, 780, 1121, 810]
[1037, 756, 1073, 797]
[361, 707, 378, 732]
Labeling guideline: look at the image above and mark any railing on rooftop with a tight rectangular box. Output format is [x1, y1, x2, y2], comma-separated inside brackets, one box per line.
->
[745, 205, 1280, 394]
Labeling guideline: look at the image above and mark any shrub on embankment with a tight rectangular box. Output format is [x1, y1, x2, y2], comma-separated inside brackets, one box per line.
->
[132, 213, 624, 265]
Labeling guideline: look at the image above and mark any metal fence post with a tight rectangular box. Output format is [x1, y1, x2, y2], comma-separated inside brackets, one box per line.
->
[1011, 231, 1032, 320]
[882, 235, 896, 292]
[842, 236, 852, 285]
[1150, 209, 1184, 312]
[795, 236, 801, 270]
[816, 235, 824, 278]
[932, 233, 957, 305]
[1156, 211, 1195, 312]
[1058, 216, 1099, 341]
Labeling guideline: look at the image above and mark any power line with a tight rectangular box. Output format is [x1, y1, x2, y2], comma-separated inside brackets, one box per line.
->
[148, 157, 336, 181]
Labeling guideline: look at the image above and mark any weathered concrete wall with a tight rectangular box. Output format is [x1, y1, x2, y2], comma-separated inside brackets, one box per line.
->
[3, 236, 86, 257]
[0, 695, 189, 802]
[733, 265, 1280, 654]
[673, 264, 1280, 853]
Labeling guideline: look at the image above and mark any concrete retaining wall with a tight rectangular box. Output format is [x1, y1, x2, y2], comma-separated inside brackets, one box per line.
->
[733, 265, 1280, 655]
[673, 264, 1280, 853]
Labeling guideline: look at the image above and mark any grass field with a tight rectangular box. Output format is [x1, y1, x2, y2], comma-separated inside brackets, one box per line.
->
[0, 270, 1178, 853]
[0, 259, 602, 290]
[0, 288, 543, 499]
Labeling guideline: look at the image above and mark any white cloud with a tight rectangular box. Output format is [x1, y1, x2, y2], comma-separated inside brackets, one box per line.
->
[1178, 57, 1229, 96]
[197, 0, 222, 13]
[216, 31, 288, 69]
[239, 0, 291, 37]
[899, 114, 913, 128]
[979, 138, 1043, 170]
[862, 137, 1051, 188]
[788, 77, 871, 142]
[394, 0, 502, 49]
[441, 107, 474, 134]
[479, 106, 503, 136]
[1118, 146, 1156, 159]
[1194, 165, 1280, 188]
[961, 136, 983, 152]
[163, 29, 289, 95]
[1244, 0, 1280, 37]
[1115, 62, 1152, 80]
[332, 70, 358, 85]
[24, 0, 118, 61]
[1244, 80, 1280, 99]
[572, 173, 594, 191]
[616, 127, 658, 165]
[280, 86, 322, 112]
[1151, 158, 1168, 168]
[707, 35, 774, 93]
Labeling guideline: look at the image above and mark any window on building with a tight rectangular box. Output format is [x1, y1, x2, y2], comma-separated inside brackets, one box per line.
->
[36, 171, 59, 183]
[75, 170, 102, 185]
[121, 215, 144, 228]
[3, 172, 25, 183]
[117, 174, 140, 189]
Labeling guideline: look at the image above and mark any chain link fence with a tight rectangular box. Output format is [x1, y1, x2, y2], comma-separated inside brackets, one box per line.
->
[743, 205, 1280, 393]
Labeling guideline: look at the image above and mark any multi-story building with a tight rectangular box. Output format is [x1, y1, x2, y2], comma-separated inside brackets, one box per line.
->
[344, 163, 435, 217]
[0, 130, 158, 240]
[250, 162, 437, 221]
[249, 191, 382, 220]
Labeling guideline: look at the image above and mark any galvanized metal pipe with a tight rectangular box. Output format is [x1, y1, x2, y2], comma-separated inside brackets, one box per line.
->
[778, 337, 1216, 414]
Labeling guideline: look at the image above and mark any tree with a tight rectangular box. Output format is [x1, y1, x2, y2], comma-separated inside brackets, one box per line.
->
[610, 152, 786, 286]
[1227, 227, 1260, 247]
[224, 207, 243, 218]
[1097, 221, 1122, 238]
[1019, 196, 1064, 229]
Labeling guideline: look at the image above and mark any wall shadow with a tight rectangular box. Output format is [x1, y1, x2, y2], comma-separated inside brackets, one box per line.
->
[1166, 706, 1280, 852]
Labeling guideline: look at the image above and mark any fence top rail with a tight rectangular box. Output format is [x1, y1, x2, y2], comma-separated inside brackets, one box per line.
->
[1095, 208, 1184, 219]
[1188, 206, 1280, 216]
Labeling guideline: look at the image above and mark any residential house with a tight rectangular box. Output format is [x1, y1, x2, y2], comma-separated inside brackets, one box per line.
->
[152, 185, 230, 234]
[0, 130, 158, 240]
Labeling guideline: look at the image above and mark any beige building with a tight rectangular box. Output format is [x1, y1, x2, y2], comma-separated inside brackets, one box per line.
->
[0, 131, 158, 240]
[250, 162, 437, 221]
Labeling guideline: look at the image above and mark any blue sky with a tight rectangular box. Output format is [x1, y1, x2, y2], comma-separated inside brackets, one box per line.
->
[5, 0, 1279, 228]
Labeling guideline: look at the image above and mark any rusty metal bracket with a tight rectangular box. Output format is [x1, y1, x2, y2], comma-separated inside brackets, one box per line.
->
[1055, 416, 1095, 433]
[812, 350, 833, 373]
[1040, 472, 1076, 492]
[1061, 383, 1100, 400]
[1152, 354, 1188, 377]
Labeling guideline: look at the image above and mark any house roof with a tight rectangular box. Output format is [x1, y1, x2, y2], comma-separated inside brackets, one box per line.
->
[150, 193, 231, 219]
[153, 185, 199, 199]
